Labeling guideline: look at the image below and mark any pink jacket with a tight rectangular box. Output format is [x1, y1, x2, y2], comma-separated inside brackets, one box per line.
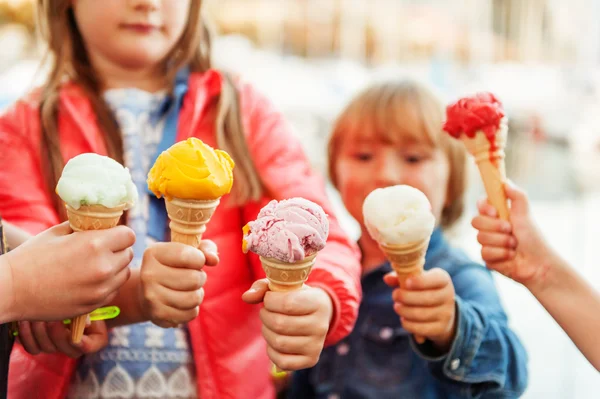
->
[0, 70, 362, 399]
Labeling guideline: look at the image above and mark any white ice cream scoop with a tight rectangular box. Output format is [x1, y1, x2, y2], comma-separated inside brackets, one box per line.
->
[56, 153, 138, 210]
[362, 185, 435, 245]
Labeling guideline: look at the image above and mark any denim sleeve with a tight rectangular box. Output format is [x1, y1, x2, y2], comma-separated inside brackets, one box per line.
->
[412, 264, 528, 398]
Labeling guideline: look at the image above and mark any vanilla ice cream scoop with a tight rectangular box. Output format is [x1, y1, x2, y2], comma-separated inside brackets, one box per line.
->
[56, 153, 138, 210]
[362, 185, 435, 245]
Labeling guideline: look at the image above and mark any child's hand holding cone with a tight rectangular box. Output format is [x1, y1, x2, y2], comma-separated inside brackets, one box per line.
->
[140, 241, 219, 328]
[383, 268, 457, 352]
[241, 198, 331, 371]
[55, 153, 138, 343]
[242, 279, 333, 371]
[363, 185, 437, 345]
[142, 138, 233, 326]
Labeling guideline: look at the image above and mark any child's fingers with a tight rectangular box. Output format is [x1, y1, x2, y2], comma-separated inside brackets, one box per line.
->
[80, 321, 109, 355]
[155, 285, 204, 311]
[485, 260, 517, 279]
[392, 288, 447, 307]
[482, 247, 516, 263]
[504, 181, 530, 215]
[393, 304, 442, 322]
[404, 269, 450, 291]
[158, 267, 207, 291]
[106, 266, 132, 297]
[47, 322, 83, 358]
[472, 215, 512, 234]
[103, 226, 136, 252]
[152, 243, 207, 270]
[259, 309, 314, 337]
[400, 319, 440, 338]
[477, 232, 517, 249]
[151, 305, 199, 328]
[30, 321, 58, 353]
[477, 198, 498, 217]
[263, 289, 318, 316]
[17, 321, 41, 355]
[383, 272, 400, 288]
[261, 325, 315, 355]
[112, 247, 135, 271]
[266, 346, 314, 371]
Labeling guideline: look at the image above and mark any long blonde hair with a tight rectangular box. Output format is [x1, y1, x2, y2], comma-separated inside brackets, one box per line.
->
[37, 0, 262, 219]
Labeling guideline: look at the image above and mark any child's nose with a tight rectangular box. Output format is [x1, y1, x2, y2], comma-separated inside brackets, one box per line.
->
[132, 0, 159, 12]
[376, 157, 404, 188]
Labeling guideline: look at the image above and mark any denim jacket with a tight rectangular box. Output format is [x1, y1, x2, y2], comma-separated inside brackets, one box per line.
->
[290, 229, 528, 399]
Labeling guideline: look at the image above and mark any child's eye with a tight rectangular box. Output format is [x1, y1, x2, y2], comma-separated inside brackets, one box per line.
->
[354, 153, 373, 162]
[405, 155, 422, 164]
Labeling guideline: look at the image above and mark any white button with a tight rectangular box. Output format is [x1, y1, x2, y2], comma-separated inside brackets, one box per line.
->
[328, 394, 340, 399]
[336, 343, 350, 356]
[450, 358, 461, 371]
[379, 327, 394, 340]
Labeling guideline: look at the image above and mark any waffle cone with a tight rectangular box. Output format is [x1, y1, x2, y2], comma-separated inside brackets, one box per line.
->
[65, 204, 126, 232]
[461, 125, 509, 221]
[65, 203, 126, 343]
[259, 254, 317, 292]
[380, 239, 429, 344]
[166, 198, 220, 247]
[380, 239, 429, 285]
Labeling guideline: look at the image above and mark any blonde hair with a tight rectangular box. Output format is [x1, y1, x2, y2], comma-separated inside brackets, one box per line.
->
[328, 80, 467, 228]
[37, 0, 262, 219]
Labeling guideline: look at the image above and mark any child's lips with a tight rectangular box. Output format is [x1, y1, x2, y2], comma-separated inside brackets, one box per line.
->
[121, 23, 161, 34]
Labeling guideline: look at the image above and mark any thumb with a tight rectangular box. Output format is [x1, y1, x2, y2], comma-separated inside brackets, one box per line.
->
[198, 240, 219, 267]
[46, 221, 73, 237]
[383, 272, 400, 288]
[505, 181, 529, 216]
[79, 321, 108, 354]
[242, 279, 270, 304]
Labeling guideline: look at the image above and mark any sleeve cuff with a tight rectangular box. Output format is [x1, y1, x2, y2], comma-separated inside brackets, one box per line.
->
[307, 263, 360, 347]
[411, 297, 483, 381]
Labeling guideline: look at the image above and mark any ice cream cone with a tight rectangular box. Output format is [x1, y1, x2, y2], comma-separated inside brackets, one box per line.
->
[259, 254, 316, 292]
[380, 239, 430, 344]
[461, 123, 509, 221]
[166, 198, 220, 247]
[66, 204, 126, 232]
[65, 203, 126, 344]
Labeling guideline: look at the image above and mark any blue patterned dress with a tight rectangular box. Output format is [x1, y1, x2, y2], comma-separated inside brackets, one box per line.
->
[67, 89, 197, 399]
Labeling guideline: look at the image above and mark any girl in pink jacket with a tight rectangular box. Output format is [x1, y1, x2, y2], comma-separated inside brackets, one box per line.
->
[0, 0, 361, 398]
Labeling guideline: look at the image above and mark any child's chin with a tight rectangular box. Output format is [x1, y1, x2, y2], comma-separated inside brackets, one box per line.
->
[115, 47, 169, 68]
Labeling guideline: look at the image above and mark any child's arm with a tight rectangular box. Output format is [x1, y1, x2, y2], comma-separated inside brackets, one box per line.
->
[1, 220, 31, 249]
[237, 82, 361, 370]
[473, 182, 600, 371]
[386, 264, 528, 396]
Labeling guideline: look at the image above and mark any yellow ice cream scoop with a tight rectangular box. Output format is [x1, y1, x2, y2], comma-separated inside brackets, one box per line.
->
[148, 138, 235, 200]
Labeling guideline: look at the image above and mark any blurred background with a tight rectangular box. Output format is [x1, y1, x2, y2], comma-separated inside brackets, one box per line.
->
[0, 0, 599, 397]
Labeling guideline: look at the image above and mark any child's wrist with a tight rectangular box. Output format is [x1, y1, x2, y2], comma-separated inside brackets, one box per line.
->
[136, 277, 151, 323]
[524, 252, 567, 295]
[431, 318, 457, 353]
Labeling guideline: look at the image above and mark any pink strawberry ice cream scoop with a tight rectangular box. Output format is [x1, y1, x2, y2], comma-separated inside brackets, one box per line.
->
[242, 198, 329, 263]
